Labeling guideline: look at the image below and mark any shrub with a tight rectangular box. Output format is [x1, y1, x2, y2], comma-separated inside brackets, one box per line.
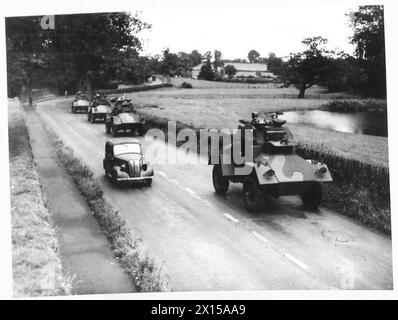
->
[180, 82, 193, 89]
[320, 99, 387, 113]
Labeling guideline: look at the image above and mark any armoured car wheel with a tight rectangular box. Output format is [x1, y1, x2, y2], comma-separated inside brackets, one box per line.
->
[90, 115, 95, 123]
[212, 165, 229, 194]
[138, 125, 146, 136]
[71, 106, 76, 113]
[111, 126, 118, 137]
[145, 178, 152, 187]
[243, 175, 263, 212]
[87, 113, 91, 121]
[301, 182, 322, 209]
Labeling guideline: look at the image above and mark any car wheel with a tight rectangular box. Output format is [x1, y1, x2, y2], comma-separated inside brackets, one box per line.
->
[212, 165, 229, 195]
[71, 106, 76, 113]
[106, 124, 111, 134]
[112, 126, 118, 137]
[301, 182, 322, 209]
[243, 175, 263, 212]
[87, 113, 91, 121]
[90, 115, 95, 123]
[145, 178, 152, 187]
[110, 169, 118, 184]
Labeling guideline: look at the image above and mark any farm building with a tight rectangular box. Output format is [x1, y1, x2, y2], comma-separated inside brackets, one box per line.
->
[192, 62, 275, 79]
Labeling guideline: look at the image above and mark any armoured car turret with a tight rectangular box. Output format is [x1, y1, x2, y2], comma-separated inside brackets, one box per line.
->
[209, 112, 333, 212]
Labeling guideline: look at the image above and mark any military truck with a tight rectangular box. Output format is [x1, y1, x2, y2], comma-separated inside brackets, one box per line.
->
[209, 112, 333, 212]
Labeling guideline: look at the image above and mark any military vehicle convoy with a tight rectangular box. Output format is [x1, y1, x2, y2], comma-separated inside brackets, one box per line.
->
[209, 112, 333, 212]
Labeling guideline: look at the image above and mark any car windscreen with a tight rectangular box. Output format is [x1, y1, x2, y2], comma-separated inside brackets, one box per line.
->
[113, 143, 141, 156]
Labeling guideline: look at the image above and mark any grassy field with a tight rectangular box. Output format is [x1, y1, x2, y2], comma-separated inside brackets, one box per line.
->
[128, 85, 388, 167]
[8, 99, 71, 297]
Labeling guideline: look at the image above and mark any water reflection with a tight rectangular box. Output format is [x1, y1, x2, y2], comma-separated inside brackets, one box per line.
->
[281, 110, 388, 137]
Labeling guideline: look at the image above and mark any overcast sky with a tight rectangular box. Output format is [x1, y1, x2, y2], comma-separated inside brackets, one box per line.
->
[137, 0, 360, 59]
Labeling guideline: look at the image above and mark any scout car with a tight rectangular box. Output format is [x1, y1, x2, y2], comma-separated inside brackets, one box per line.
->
[209, 112, 333, 212]
[87, 93, 111, 123]
[71, 92, 90, 113]
[105, 98, 146, 136]
[103, 138, 154, 185]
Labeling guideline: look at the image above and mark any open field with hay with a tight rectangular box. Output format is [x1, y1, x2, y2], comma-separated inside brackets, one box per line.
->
[128, 85, 388, 167]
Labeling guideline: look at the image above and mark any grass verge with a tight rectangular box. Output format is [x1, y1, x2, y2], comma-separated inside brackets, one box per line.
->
[9, 99, 72, 297]
[143, 113, 391, 234]
[48, 134, 168, 292]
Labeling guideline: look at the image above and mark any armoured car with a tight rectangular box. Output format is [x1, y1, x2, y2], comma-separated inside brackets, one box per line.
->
[88, 94, 111, 123]
[209, 112, 333, 212]
[103, 138, 153, 185]
[71, 92, 90, 113]
[105, 98, 146, 136]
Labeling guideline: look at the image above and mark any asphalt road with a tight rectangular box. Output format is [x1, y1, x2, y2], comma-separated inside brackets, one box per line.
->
[35, 98, 393, 291]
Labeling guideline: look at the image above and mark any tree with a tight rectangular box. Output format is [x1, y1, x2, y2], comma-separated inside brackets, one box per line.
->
[5, 16, 50, 101]
[213, 49, 224, 71]
[247, 50, 260, 63]
[266, 52, 286, 76]
[198, 53, 215, 80]
[189, 50, 202, 66]
[348, 5, 386, 97]
[284, 36, 332, 98]
[6, 12, 150, 98]
[114, 47, 152, 84]
[224, 64, 237, 78]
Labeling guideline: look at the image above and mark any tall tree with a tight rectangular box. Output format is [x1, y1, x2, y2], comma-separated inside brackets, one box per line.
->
[213, 49, 224, 71]
[247, 50, 260, 63]
[284, 36, 332, 98]
[189, 50, 202, 66]
[5, 16, 50, 101]
[348, 5, 386, 97]
[198, 52, 214, 80]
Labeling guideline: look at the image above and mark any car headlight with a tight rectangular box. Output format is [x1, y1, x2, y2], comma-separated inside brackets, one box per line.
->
[263, 168, 275, 177]
[315, 167, 327, 175]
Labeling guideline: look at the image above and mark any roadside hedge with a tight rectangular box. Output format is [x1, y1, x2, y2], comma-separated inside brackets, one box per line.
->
[98, 83, 173, 95]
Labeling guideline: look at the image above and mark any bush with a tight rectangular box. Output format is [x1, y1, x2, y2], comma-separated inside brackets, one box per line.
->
[98, 83, 173, 95]
[180, 82, 193, 89]
[320, 99, 387, 113]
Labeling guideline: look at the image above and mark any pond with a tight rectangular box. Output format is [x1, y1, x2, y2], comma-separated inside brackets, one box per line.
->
[280, 110, 388, 137]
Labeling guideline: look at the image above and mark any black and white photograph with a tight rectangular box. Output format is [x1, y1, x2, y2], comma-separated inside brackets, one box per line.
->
[0, 0, 397, 301]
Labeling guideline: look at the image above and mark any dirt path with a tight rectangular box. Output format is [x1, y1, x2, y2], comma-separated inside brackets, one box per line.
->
[23, 105, 135, 295]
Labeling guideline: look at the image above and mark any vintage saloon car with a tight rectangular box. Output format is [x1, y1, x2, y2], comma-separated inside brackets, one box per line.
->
[103, 138, 154, 185]
[71, 92, 90, 113]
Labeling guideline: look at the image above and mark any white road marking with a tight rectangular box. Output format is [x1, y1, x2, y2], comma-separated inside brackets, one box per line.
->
[184, 187, 196, 195]
[283, 253, 309, 270]
[251, 231, 270, 243]
[157, 171, 167, 177]
[223, 213, 239, 224]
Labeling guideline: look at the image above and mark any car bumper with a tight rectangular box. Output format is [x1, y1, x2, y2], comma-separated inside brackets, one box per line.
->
[115, 176, 153, 182]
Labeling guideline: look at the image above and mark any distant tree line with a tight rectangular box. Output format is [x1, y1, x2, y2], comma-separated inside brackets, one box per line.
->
[6, 6, 385, 100]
